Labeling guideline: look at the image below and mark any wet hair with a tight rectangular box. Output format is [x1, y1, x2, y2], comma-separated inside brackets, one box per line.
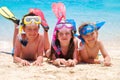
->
[49, 30, 75, 60]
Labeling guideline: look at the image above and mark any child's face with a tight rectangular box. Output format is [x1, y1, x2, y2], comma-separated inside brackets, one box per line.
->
[57, 27, 72, 46]
[82, 31, 98, 44]
[24, 24, 39, 40]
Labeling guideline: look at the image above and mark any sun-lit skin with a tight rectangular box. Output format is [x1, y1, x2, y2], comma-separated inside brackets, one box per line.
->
[79, 30, 111, 66]
[13, 23, 49, 66]
[51, 27, 78, 67]
[82, 31, 98, 48]
[58, 27, 72, 47]
[24, 24, 39, 41]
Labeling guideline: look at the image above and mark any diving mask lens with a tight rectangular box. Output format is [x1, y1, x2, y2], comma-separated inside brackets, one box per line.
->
[65, 23, 73, 28]
[56, 23, 73, 30]
[80, 25, 95, 35]
[24, 16, 41, 25]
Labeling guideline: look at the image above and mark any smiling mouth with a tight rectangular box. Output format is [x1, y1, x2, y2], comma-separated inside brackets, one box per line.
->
[88, 38, 95, 42]
[62, 39, 67, 40]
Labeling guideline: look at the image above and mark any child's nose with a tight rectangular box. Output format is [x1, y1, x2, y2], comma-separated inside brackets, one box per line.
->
[63, 34, 67, 37]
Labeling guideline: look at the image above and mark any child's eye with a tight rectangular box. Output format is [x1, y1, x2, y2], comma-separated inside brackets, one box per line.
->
[59, 33, 63, 36]
[27, 29, 32, 31]
[91, 32, 94, 36]
[33, 28, 38, 31]
[86, 35, 89, 37]
[65, 32, 70, 35]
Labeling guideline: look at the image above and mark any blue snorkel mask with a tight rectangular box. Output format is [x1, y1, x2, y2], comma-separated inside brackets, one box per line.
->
[79, 21, 105, 44]
[80, 24, 95, 35]
[66, 19, 76, 34]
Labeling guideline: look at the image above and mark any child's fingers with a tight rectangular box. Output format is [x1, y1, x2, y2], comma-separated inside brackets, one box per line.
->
[66, 59, 75, 67]
[32, 61, 43, 66]
[54, 59, 61, 66]
[103, 61, 111, 66]
[21, 60, 30, 66]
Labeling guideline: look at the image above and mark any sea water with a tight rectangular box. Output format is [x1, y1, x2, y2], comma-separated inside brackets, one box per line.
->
[0, 0, 120, 50]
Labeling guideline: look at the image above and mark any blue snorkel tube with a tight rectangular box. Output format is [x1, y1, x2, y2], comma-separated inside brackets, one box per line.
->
[96, 21, 105, 30]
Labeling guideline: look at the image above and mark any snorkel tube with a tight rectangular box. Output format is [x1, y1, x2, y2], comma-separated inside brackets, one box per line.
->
[51, 2, 77, 56]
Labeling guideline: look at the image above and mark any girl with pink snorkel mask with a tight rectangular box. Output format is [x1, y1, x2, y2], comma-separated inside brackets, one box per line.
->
[47, 2, 78, 67]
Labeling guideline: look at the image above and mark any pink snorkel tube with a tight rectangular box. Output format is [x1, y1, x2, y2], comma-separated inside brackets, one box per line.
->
[51, 2, 66, 55]
[52, 16, 64, 55]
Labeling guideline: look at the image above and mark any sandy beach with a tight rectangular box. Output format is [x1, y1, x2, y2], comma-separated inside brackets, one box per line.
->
[0, 41, 120, 80]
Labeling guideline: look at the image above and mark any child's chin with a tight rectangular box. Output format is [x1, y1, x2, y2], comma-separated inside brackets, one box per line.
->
[29, 36, 36, 39]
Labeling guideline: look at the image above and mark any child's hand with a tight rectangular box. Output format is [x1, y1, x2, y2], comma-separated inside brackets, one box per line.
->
[20, 60, 30, 66]
[53, 58, 67, 66]
[103, 61, 111, 66]
[66, 59, 76, 67]
[32, 60, 43, 66]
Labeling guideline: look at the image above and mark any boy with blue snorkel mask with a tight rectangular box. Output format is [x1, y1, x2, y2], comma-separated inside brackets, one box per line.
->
[78, 22, 111, 66]
[13, 11, 50, 66]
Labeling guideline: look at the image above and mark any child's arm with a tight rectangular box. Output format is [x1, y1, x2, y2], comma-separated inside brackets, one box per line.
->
[32, 55, 43, 66]
[13, 37, 22, 63]
[13, 38, 30, 66]
[73, 39, 79, 65]
[66, 50, 79, 67]
[44, 31, 50, 52]
[99, 41, 111, 66]
[45, 48, 51, 58]
[65, 38, 79, 67]
[32, 35, 44, 66]
[13, 23, 19, 48]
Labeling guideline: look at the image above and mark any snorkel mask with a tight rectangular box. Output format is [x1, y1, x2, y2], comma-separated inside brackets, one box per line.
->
[79, 21, 105, 44]
[24, 16, 41, 25]
[55, 19, 76, 33]
[80, 24, 95, 35]
[19, 15, 41, 47]
[55, 22, 73, 30]
[52, 17, 76, 56]
[66, 19, 76, 34]
[80, 21, 105, 35]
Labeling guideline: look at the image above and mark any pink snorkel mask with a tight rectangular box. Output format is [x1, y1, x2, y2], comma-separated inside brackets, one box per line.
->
[51, 2, 76, 56]
[55, 21, 73, 30]
[52, 16, 76, 55]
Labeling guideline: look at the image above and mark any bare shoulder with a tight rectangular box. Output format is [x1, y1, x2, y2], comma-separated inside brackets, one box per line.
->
[97, 40, 104, 46]
[96, 40, 106, 50]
